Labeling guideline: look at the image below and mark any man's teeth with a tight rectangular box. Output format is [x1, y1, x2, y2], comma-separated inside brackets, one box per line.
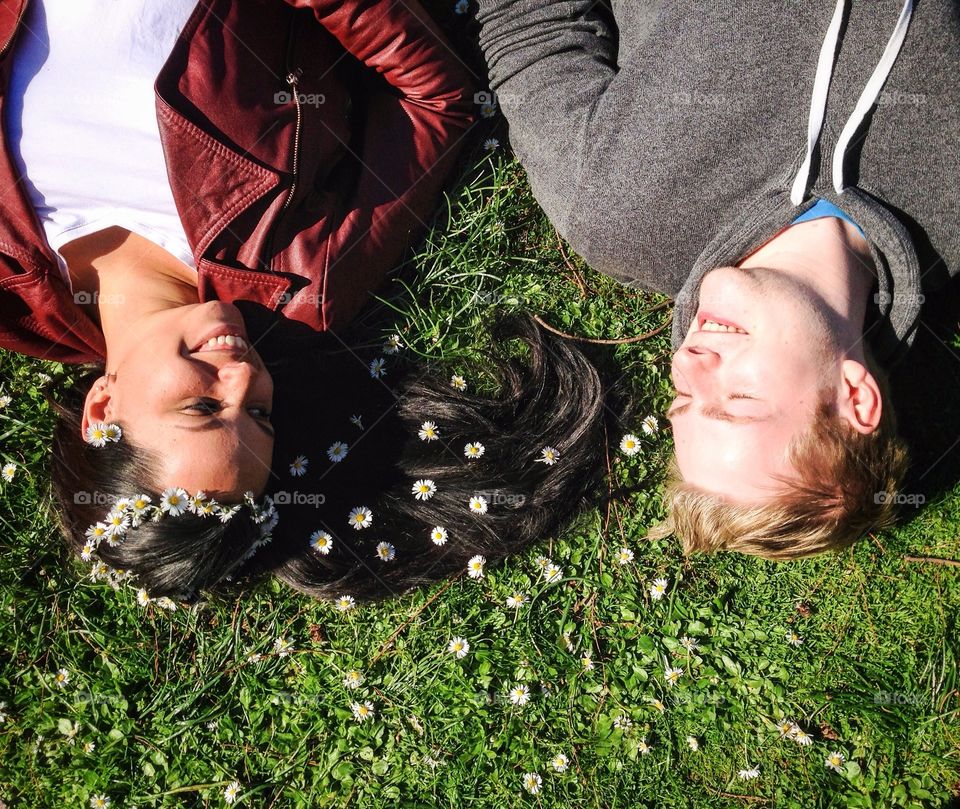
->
[700, 320, 746, 334]
[200, 334, 248, 350]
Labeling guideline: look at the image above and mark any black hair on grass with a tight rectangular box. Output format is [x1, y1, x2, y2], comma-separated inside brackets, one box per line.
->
[48, 370, 263, 600]
[265, 313, 629, 601]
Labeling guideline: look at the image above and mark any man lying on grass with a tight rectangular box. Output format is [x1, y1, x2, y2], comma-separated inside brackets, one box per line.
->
[474, 0, 959, 558]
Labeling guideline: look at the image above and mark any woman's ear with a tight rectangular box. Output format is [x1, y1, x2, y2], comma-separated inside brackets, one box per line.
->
[80, 376, 116, 439]
[837, 359, 882, 434]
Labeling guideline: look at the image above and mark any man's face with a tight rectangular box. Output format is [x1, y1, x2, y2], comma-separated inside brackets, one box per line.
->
[668, 266, 840, 502]
[82, 301, 275, 499]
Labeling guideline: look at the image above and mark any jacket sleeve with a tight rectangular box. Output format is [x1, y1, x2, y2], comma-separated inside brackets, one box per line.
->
[474, 0, 618, 241]
[287, 0, 476, 330]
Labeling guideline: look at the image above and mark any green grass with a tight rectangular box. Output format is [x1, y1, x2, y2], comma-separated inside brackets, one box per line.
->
[1, 148, 958, 808]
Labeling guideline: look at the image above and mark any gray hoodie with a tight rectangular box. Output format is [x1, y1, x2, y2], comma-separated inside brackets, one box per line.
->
[475, 0, 960, 364]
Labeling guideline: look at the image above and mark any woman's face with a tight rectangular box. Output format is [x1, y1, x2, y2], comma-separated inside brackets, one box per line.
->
[81, 301, 275, 499]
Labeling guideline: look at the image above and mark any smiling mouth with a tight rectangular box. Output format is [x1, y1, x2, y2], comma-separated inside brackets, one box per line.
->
[697, 313, 748, 334]
[191, 332, 251, 353]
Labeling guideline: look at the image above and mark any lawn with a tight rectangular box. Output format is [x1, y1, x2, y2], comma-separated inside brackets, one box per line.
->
[1, 81, 959, 809]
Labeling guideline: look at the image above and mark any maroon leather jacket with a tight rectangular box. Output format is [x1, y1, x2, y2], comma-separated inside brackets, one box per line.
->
[0, 0, 474, 364]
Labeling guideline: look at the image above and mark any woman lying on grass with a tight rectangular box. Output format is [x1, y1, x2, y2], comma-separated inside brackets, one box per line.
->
[0, 0, 626, 603]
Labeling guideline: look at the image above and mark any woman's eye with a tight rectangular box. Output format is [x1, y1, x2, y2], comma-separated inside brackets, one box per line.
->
[185, 399, 221, 414]
[249, 407, 272, 420]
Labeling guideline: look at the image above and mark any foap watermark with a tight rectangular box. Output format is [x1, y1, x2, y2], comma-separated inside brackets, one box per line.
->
[876, 90, 926, 107]
[873, 491, 924, 507]
[74, 291, 125, 306]
[272, 491, 326, 507]
[874, 690, 925, 706]
[273, 90, 326, 108]
[668, 90, 728, 108]
[873, 291, 925, 307]
[475, 491, 527, 508]
[74, 490, 117, 506]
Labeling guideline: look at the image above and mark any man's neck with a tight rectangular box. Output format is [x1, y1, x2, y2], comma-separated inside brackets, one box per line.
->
[737, 216, 876, 357]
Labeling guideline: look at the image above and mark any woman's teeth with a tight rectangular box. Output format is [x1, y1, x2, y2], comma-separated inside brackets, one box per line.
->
[700, 320, 747, 334]
[199, 334, 249, 351]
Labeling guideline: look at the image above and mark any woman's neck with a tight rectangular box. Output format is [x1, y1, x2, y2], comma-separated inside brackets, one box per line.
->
[61, 226, 199, 342]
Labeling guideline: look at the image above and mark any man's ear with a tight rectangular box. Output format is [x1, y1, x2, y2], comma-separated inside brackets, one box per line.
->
[80, 376, 117, 440]
[837, 359, 882, 434]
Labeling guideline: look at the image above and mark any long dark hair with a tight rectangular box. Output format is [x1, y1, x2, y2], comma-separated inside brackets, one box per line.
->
[261, 313, 629, 601]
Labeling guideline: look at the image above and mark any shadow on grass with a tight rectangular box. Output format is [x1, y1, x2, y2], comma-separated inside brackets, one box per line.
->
[889, 274, 960, 515]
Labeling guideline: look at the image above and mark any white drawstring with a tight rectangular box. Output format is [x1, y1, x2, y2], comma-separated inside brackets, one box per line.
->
[832, 0, 914, 194]
[789, 0, 915, 205]
[790, 0, 847, 206]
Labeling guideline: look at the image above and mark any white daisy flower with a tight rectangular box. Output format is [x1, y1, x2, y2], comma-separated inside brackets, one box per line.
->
[467, 555, 486, 578]
[777, 720, 800, 738]
[637, 737, 652, 754]
[343, 670, 364, 689]
[53, 668, 70, 688]
[335, 595, 356, 612]
[551, 752, 569, 772]
[738, 766, 760, 780]
[469, 495, 488, 514]
[155, 597, 177, 612]
[649, 577, 668, 601]
[310, 530, 333, 554]
[376, 542, 396, 562]
[327, 442, 349, 463]
[129, 494, 152, 523]
[103, 510, 130, 543]
[686, 735, 700, 751]
[159, 487, 189, 516]
[80, 541, 96, 563]
[535, 446, 559, 466]
[1, 462, 17, 483]
[543, 563, 563, 584]
[83, 423, 112, 447]
[83, 741, 95, 754]
[483, 138, 500, 151]
[505, 592, 526, 609]
[664, 666, 684, 686]
[508, 684, 530, 706]
[216, 503, 241, 523]
[641, 415, 659, 435]
[450, 374, 467, 391]
[580, 654, 594, 671]
[274, 636, 294, 657]
[464, 442, 485, 459]
[382, 334, 403, 354]
[619, 433, 641, 456]
[89, 795, 110, 808]
[348, 506, 373, 530]
[679, 636, 699, 652]
[369, 357, 387, 378]
[616, 547, 634, 565]
[534, 555, 550, 570]
[351, 700, 375, 722]
[479, 102, 496, 119]
[412, 479, 437, 501]
[289, 455, 309, 476]
[448, 637, 470, 658]
[224, 780, 241, 804]
[89, 561, 111, 581]
[649, 698, 666, 712]
[786, 630, 804, 646]
[0, 394, 11, 409]
[418, 421, 440, 441]
[136, 589, 151, 607]
[522, 772, 541, 795]
[825, 751, 845, 773]
[246, 652, 263, 663]
[454, 0, 469, 14]
[85, 523, 108, 544]
[430, 526, 448, 546]
[350, 414, 364, 430]
[794, 729, 814, 746]
[613, 715, 633, 731]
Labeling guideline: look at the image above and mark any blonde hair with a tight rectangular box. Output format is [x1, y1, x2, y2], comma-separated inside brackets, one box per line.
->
[654, 390, 910, 561]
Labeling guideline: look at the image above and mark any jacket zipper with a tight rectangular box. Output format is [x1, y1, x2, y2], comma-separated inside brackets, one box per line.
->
[262, 16, 302, 278]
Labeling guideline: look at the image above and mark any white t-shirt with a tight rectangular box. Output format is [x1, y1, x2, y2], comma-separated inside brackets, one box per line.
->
[7, 0, 198, 289]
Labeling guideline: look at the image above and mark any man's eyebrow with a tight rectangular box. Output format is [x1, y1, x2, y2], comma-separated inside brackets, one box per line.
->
[666, 402, 770, 424]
